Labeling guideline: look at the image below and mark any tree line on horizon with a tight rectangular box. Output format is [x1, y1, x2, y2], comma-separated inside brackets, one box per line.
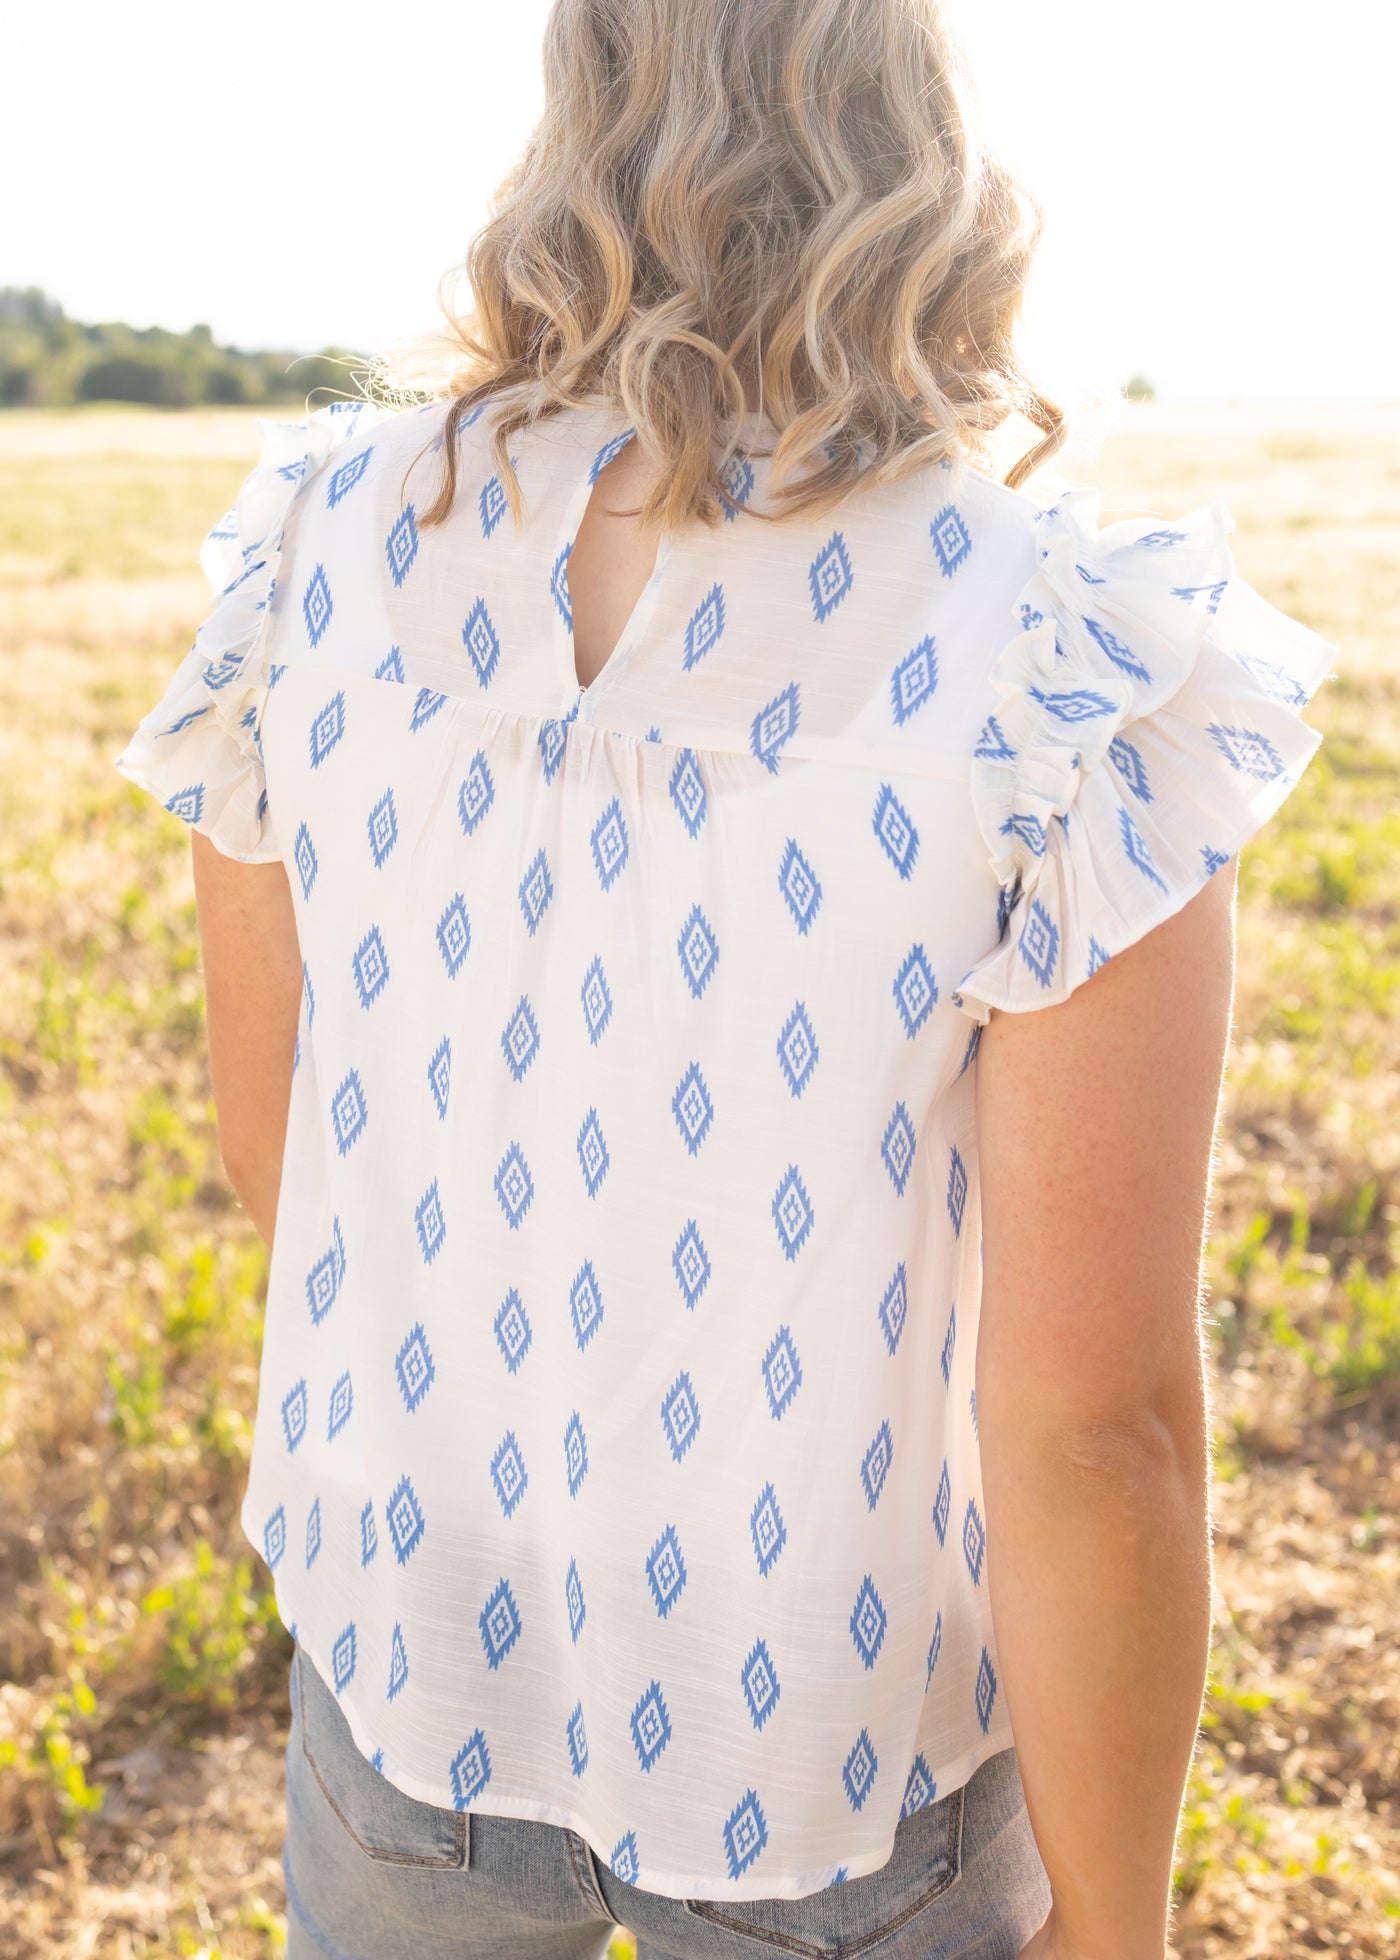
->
[0, 288, 364, 410]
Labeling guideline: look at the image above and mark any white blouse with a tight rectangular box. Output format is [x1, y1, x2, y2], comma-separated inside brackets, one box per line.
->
[114, 395, 1329, 1901]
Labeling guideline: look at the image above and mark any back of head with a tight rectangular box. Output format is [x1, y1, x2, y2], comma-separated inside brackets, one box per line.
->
[420, 0, 1065, 531]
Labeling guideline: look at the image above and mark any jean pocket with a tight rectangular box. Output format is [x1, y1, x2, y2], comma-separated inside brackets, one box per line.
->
[294, 1645, 467, 1869]
[681, 1784, 965, 1960]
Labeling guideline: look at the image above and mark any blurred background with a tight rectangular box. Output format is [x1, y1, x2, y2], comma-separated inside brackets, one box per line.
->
[0, 3, 1396, 1955]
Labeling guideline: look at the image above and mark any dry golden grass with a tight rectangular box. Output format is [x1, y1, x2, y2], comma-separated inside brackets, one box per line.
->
[0, 402, 1396, 1957]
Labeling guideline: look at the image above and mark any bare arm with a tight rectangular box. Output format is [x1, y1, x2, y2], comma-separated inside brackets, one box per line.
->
[189, 829, 302, 1247]
[977, 869, 1237, 1960]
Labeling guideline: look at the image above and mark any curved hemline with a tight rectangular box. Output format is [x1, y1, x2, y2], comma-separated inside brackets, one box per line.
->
[952, 730, 1323, 1025]
[280, 1610, 1018, 1905]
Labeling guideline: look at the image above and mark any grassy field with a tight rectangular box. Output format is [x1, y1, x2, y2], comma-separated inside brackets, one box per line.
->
[0, 400, 1397, 1957]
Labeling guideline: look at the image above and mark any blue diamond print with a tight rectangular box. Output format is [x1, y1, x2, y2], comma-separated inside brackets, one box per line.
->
[580, 956, 613, 1045]
[842, 1729, 879, 1810]
[660, 1371, 700, 1462]
[1207, 721, 1285, 780]
[683, 583, 726, 669]
[740, 1641, 780, 1731]
[879, 1264, 908, 1356]
[305, 1226, 343, 1325]
[1018, 896, 1059, 989]
[479, 474, 507, 538]
[590, 799, 630, 891]
[330, 1071, 368, 1156]
[644, 1524, 688, 1618]
[931, 504, 972, 577]
[428, 1035, 451, 1119]
[385, 506, 420, 587]
[1000, 812, 1048, 857]
[449, 1729, 492, 1807]
[751, 681, 800, 773]
[1173, 580, 1229, 614]
[861, 1420, 894, 1511]
[459, 750, 495, 833]
[395, 1322, 436, 1413]
[493, 1289, 532, 1373]
[893, 945, 938, 1037]
[975, 1647, 999, 1732]
[589, 427, 636, 481]
[927, 1613, 943, 1688]
[1202, 845, 1230, 877]
[410, 686, 446, 730]
[963, 1499, 986, 1584]
[490, 1431, 528, 1518]
[550, 543, 572, 630]
[901, 1755, 936, 1819]
[1085, 615, 1152, 681]
[872, 783, 919, 879]
[501, 996, 540, 1081]
[566, 1700, 589, 1777]
[436, 893, 471, 976]
[352, 925, 390, 1008]
[293, 821, 318, 899]
[809, 531, 854, 621]
[415, 1180, 447, 1265]
[479, 1577, 522, 1669]
[264, 1504, 286, 1569]
[305, 1497, 321, 1568]
[495, 1142, 535, 1229]
[302, 564, 333, 646]
[723, 1788, 769, 1879]
[611, 1832, 639, 1884]
[564, 1411, 588, 1496]
[518, 846, 554, 935]
[538, 716, 568, 784]
[882, 1101, 916, 1195]
[720, 453, 755, 520]
[361, 1502, 378, 1568]
[308, 690, 346, 767]
[677, 904, 719, 998]
[630, 1681, 672, 1772]
[776, 1001, 818, 1098]
[750, 1483, 786, 1576]
[761, 1325, 803, 1419]
[565, 1557, 586, 1642]
[939, 1301, 958, 1387]
[1088, 936, 1111, 975]
[1026, 685, 1117, 723]
[387, 1621, 407, 1698]
[891, 637, 938, 724]
[850, 1576, 888, 1669]
[1119, 807, 1169, 891]
[777, 838, 823, 934]
[374, 646, 404, 683]
[669, 749, 707, 836]
[771, 1165, 814, 1260]
[672, 1220, 711, 1309]
[164, 783, 206, 824]
[1109, 735, 1154, 802]
[974, 715, 1017, 760]
[569, 1260, 605, 1351]
[947, 1146, 968, 1236]
[671, 1063, 715, 1162]
[576, 1107, 610, 1196]
[367, 789, 398, 867]
[1238, 654, 1308, 707]
[327, 1370, 353, 1440]
[331, 1621, 357, 1692]
[462, 598, 501, 687]
[386, 1475, 426, 1564]
[932, 1461, 951, 1545]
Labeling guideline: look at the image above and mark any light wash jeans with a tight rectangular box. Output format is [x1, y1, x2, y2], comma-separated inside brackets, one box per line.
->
[284, 1645, 1052, 1960]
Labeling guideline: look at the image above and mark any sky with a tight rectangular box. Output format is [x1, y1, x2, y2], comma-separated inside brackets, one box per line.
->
[4, 0, 1395, 406]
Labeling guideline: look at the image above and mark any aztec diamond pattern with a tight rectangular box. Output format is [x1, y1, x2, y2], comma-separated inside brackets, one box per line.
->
[564, 1411, 589, 1496]
[1109, 735, 1154, 802]
[881, 1101, 916, 1196]
[302, 564, 333, 646]
[668, 748, 707, 836]
[842, 1728, 879, 1810]
[566, 1701, 589, 1777]
[975, 1647, 999, 1732]
[893, 944, 937, 1036]
[930, 505, 972, 577]
[1119, 807, 1169, 891]
[327, 1370, 353, 1441]
[645, 1524, 688, 1618]
[293, 821, 319, 899]
[963, 1498, 987, 1584]
[264, 1505, 286, 1569]
[660, 1371, 700, 1461]
[809, 532, 854, 621]
[724, 1789, 769, 1879]
[550, 544, 572, 630]
[459, 750, 495, 833]
[570, 1260, 605, 1351]
[494, 1288, 532, 1374]
[360, 1502, 377, 1569]
[751, 682, 800, 772]
[771, 1164, 814, 1259]
[720, 453, 755, 520]
[750, 1483, 787, 1576]
[479, 1578, 522, 1669]
[410, 687, 445, 731]
[879, 1263, 909, 1356]
[305, 1497, 321, 1568]
[518, 847, 554, 935]
[932, 1460, 952, 1546]
[437, 893, 471, 975]
[330, 1070, 368, 1156]
[777, 838, 823, 933]
[761, 1325, 803, 1419]
[449, 1730, 492, 1807]
[630, 1681, 673, 1772]
[677, 904, 719, 998]
[501, 996, 541, 1081]
[479, 474, 507, 538]
[1017, 896, 1059, 989]
[490, 1431, 528, 1518]
[591, 799, 630, 891]
[850, 1575, 888, 1669]
[565, 1558, 586, 1643]
[860, 1420, 894, 1511]
[872, 783, 919, 878]
[1085, 616, 1151, 681]
[385, 506, 420, 588]
[374, 645, 404, 683]
[941, 1302, 957, 1387]
[740, 1640, 780, 1731]
[776, 1000, 818, 1097]
[576, 1107, 610, 1196]
[367, 788, 398, 866]
[581, 956, 613, 1044]
[495, 1142, 535, 1229]
[946, 1146, 968, 1237]
[1207, 721, 1285, 780]
[462, 598, 501, 687]
[427, 1035, 452, 1119]
[611, 1834, 639, 1884]
[684, 584, 726, 670]
[386, 1475, 426, 1565]
[331, 1622, 357, 1692]
[415, 1179, 447, 1265]
[394, 1320, 436, 1413]
[309, 690, 346, 768]
[900, 1755, 936, 1820]
[387, 1622, 408, 1699]
[1026, 684, 1116, 723]
[352, 925, 390, 1008]
[891, 636, 938, 723]
[672, 1220, 711, 1309]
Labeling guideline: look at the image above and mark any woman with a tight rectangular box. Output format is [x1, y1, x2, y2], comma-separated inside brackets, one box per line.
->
[113, 2, 1331, 1956]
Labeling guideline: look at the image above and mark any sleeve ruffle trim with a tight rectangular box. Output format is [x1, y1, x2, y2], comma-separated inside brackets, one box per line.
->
[951, 487, 1335, 1024]
[112, 400, 383, 863]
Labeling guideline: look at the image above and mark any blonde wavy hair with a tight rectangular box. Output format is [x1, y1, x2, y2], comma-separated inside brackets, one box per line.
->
[415, 0, 1067, 534]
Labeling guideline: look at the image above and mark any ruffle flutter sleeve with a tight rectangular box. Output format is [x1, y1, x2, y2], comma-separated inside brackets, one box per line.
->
[112, 400, 381, 863]
[951, 487, 1334, 1023]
